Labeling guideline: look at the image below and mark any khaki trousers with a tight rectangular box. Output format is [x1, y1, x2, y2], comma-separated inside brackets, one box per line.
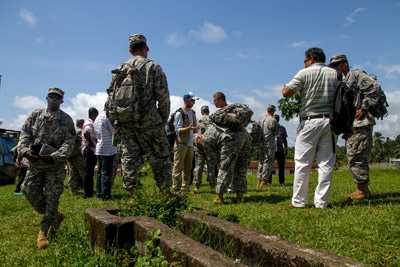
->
[172, 144, 194, 191]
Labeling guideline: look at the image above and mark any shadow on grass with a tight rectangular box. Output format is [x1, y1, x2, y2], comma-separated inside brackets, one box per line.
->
[242, 194, 290, 204]
[333, 192, 400, 207]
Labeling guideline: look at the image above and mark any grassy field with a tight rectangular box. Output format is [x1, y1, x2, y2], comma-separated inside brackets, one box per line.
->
[0, 167, 399, 266]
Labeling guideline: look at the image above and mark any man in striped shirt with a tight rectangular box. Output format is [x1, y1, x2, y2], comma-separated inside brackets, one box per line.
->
[283, 47, 339, 209]
[94, 111, 117, 200]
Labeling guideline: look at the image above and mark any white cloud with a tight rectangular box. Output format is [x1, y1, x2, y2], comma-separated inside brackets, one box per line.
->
[13, 96, 45, 110]
[290, 40, 320, 48]
[189, 21, 227, 43]
[166, 21, 227, 47]
[19, 8, 37, 26]
[165, 32, 187, 48]
[63, 92, 108, 121]
[344, 7, 367, 26]
[376, 64, 400, 77]
[4, 92, 215, 130]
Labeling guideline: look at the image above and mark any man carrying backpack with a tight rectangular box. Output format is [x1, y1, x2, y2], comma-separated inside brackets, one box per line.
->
[202, 92, 252, 204]
[171, 93, 198, 192]
[330, 54, 387, 200]
[105, 34, 171, 193]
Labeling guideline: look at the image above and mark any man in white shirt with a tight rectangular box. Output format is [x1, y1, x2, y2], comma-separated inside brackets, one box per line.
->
[283, 48, 339, 208]
[94, 111, 117, 200]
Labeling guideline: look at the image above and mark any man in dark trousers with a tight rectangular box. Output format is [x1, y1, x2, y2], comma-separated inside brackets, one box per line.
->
[274, 115, 288, 186]
[82, 107, 98, 198]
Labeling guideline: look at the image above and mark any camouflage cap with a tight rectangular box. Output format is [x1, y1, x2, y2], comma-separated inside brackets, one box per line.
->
[201, 105, 210, 113]
[329, 54, 348, 65]
[268, 104, 276, 111]
[48, 87, 64, 98]
[129, 34, 147, 45]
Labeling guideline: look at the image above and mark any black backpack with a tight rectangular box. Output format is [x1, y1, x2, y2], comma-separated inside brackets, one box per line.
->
[166, 108, 189, 144]
[330, 81, 356, 136]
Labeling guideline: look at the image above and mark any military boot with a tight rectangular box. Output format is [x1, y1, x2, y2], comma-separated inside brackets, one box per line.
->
[256, 180, 261, 189]
[350, 183, 371, 201]
[37, 231, 49, 250]
[213, 194, 224, 205]
[258, 180, 268, 190]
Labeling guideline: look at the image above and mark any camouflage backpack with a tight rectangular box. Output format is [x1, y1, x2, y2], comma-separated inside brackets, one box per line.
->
[367, 77, 389, 120]
[210, 103, 253, 131]
[105, 58, 152, 124]
[352, 71, 389, 120]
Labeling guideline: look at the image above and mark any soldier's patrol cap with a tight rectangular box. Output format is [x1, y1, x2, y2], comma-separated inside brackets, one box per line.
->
[129, 34, 147, 45]
[201, 105, 210, 113]
[48, 87, 64, 98]
[268, 104, 276, 111]
[329, 54, 348, 65]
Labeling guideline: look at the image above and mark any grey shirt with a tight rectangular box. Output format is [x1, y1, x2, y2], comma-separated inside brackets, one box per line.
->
[175, 109, 196, 147]
[286, 63, 339, 117]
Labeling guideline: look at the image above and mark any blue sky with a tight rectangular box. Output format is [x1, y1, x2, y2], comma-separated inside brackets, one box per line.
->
[1, 0, 400, 143]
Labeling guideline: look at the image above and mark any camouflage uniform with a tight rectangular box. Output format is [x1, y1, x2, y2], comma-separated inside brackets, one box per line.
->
[193, 114, 212, 188]
[18, 108, 75, 234]
[203, 104, 252, 195]
[108, 36, 171, 191]
[66, 129, 85, 192]
[345, 69, 376, 184]
[257, 114, 278, 181]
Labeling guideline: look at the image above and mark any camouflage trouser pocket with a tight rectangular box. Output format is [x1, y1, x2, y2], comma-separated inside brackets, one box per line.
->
[347, 128, 372, 156]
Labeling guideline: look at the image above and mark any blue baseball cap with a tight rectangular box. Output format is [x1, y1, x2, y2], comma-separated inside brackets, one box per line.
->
[183, 92, 199, 102]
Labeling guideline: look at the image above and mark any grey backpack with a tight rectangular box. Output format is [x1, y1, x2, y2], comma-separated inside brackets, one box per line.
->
[106, 59, 151, 124]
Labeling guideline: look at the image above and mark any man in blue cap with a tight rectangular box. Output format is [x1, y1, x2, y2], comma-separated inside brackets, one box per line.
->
[171, 93, 198, 192]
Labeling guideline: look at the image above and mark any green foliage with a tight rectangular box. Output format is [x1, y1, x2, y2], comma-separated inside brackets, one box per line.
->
[134, 229, 169, 267]
[278, 92, 302, 121]
[371, 132, 400, 162]
[118, 189, 189, 227]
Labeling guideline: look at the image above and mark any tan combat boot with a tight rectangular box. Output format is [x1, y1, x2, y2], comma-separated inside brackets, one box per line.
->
[256, 180, 261, 189]
[37, 230, 49, 250]
[213, 194, 224, 205]
[350, 183, 371, 201]
[258, 180, 268, 190]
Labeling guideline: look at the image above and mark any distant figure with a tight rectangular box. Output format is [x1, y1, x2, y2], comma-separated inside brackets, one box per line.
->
[193, 105, 212, 191]
[274, 115, 288, 186]
[257, 105, 278, 190]
[203, 92, 252, 204]
[330, 54, 382, 200]
[82, 107, 98, 198]
[17, 87, 75, 249]
[94, 110, 117, 200]
[283, 48, 339, 209]
[105, 34, 171, 193]
[66, 119, 85, 195]
[172, 93, 197, 192]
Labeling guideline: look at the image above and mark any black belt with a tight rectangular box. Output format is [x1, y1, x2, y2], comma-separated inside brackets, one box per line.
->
[300, 114, 331, 121]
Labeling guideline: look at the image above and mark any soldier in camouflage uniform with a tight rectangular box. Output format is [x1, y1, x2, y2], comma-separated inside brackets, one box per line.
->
[330, 54, 376, 200]
[66, 119, 85, 194]
[107, 34, 171, 192]
[18, 88, 75, 249]
[193, 105, 212, 191]
[203, 92, 252, 204]
[257, 105, 278, 190]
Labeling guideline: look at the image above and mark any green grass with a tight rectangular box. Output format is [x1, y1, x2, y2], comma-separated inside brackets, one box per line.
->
[0, 167, 399, 266]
